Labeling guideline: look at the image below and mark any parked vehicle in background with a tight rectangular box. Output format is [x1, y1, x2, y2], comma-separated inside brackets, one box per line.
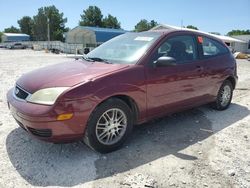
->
[7, 29, 237, 153]
[7, 42, 27, 49]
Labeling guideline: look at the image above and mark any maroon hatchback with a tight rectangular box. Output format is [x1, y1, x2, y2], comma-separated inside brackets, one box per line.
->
[7, 29, 237, 153]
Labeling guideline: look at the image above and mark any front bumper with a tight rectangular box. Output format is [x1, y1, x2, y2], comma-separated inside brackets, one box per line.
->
[7, 88, 93, 143]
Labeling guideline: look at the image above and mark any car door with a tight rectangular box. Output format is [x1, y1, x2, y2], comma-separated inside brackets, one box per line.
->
[197, 36, 233, 98]
[145, 34, 207, 118]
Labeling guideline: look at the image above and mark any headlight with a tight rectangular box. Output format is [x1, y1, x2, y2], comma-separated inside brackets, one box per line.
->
[26, 87, 69, 105]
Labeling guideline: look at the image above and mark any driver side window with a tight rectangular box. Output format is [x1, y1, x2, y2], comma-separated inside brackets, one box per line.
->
[153, 35, 197, 64]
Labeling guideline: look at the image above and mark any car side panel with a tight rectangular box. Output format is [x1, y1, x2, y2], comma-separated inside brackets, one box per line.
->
[61, 65, 147, 124]
[200, 54, 236, 98]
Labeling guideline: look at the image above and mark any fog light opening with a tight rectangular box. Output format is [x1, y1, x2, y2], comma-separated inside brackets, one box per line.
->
[57, 113, 73, 121]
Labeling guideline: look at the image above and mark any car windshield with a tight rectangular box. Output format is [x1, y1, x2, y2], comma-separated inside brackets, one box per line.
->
[86, 32, 161, 64]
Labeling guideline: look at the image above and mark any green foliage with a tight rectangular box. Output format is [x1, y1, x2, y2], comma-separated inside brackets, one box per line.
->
[134, 19, 149, 32]
[186, 25, 198, 30]
[149, 20, 158, 29]
[209, 32, 221, 35]
[227, 30, 250, 36]
[79, 6, 121, 29]
[0, 32, 2, 43]
[102, 14, 121, 29]
[134, 19, 158, 32]
[32, 5, 67, 41]
[79, 6, 103, 27]
[18, 16, 33, 39]
[4, 26, 20, 33]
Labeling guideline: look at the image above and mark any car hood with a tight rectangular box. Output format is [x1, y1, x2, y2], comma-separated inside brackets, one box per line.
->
[17, 60, 129, 93]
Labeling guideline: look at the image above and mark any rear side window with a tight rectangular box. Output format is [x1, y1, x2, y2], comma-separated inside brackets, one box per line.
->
[200, 37, 228, 57]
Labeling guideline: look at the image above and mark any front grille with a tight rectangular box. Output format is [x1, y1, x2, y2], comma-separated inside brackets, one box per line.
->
[27, 127, 52, 138]
[15, 86, 29, 100]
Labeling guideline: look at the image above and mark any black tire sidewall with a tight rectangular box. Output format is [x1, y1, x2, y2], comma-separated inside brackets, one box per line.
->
[85, 98, 133, 153]
[215, 80, 233, 110]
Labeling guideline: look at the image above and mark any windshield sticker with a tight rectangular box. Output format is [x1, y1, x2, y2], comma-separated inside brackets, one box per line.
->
[134, 36, 154, 41]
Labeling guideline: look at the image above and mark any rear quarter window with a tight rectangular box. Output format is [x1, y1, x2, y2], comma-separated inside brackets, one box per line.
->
[201, 37, 228, 58]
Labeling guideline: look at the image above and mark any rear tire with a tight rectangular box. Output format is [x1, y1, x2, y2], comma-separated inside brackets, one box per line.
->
[211, 80, 233, 110]
[83, 98, 133, 153]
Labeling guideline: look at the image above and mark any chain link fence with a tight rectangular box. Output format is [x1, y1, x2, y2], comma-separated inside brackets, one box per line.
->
[0, 41, 95, 54]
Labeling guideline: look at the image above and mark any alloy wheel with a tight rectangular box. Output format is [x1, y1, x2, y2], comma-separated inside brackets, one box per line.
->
[219, 85, 232, 107]
[95, 108, 127, 145]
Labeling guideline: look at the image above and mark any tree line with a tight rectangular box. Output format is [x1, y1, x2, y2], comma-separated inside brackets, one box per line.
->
[0, 5, 123, 42]
[0, 5, 249, 43]
[1, 5, 67, 42]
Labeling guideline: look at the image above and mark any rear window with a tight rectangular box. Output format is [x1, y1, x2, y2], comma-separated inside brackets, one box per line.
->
[200, 37, 228, 57]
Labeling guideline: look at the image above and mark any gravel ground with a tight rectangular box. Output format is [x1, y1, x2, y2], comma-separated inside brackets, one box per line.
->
[0, 49, 249, 188]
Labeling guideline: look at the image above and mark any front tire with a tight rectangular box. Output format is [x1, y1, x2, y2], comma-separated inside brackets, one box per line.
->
[84, 98, 133, 153]
[211, 80, 233, 110]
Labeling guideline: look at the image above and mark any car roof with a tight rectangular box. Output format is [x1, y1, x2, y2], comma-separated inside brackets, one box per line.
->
[148, 28, 225, 44]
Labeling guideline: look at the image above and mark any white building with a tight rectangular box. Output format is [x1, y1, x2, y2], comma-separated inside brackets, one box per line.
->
[231, 35, 250, 54]
[1, 33, 30, 43]
[151, 24, 248, 53]
[65, 26, 126, 47]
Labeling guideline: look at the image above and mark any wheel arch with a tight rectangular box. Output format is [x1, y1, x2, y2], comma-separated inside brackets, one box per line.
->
[93, 94, 140, 125]
[225, 76, 236, 89]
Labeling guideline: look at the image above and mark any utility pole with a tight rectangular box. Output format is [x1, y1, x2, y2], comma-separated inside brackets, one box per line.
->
[181, 19, 184, 29]
[47, 17, 50, 50]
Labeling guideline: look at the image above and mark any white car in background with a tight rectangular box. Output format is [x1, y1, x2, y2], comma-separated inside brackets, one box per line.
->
[7, 42, 27, 49]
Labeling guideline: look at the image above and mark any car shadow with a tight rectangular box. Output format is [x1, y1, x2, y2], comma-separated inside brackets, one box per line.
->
[6, 103, 249, 187]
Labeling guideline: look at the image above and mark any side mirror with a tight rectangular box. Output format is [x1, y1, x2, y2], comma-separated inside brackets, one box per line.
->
[84, 48, 90, 54]
[154, 56, 177, 67]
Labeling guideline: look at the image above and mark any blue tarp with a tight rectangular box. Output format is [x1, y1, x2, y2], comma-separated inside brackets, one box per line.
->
[3, 34, 30, 42]
[74, 26, 127, 43]
[6, 36, 30, 42]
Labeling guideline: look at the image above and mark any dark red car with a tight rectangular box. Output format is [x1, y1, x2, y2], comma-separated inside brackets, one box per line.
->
[7, 29, 237, 153]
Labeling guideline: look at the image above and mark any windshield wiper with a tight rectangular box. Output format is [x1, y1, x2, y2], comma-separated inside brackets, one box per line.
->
[87, 57, 112, 64]
[82, 56, 95, 62]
